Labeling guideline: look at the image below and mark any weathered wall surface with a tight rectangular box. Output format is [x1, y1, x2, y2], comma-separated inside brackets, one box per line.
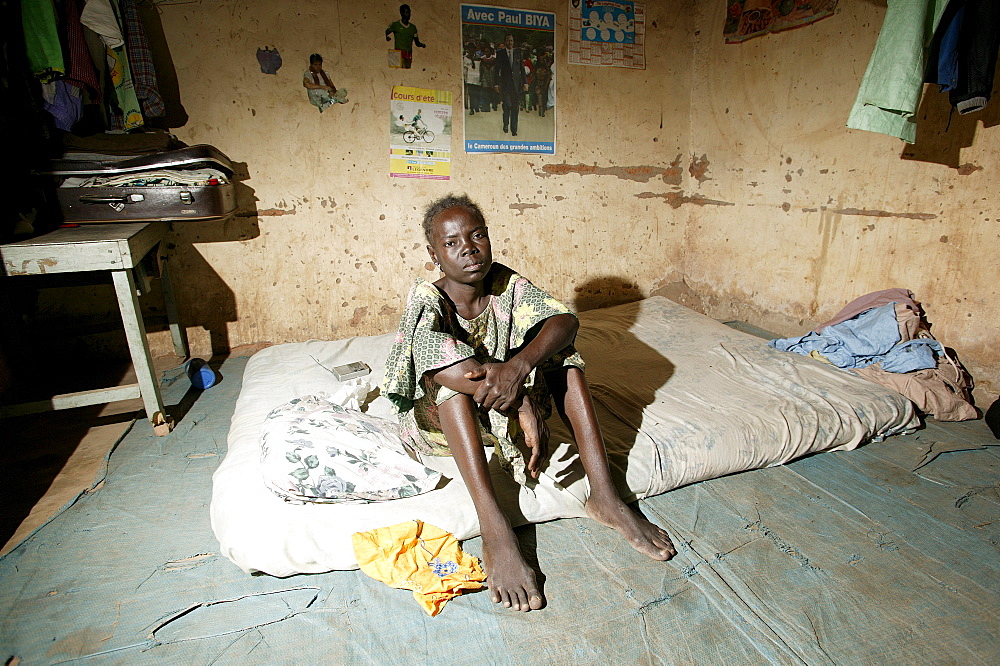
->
[151, 0, 694, 361]
[677, 2, 999, 399]
[127, 0, 995, 400]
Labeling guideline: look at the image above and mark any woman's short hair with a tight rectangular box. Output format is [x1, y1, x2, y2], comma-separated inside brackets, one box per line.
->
[309, 53, 322, 64]
[422, 194, 486, 243]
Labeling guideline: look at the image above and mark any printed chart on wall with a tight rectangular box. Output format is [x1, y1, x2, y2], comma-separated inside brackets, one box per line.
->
[568, 0, 645, 69]
[390, 86, 452, 179]
[461, 4, 556, 154]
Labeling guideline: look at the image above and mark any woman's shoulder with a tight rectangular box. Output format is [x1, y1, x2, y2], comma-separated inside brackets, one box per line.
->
[489, 261, 518, 277]
[490, 264, 568, 308]
[487, 263, 526, 292]
[406, 278, 446, 307]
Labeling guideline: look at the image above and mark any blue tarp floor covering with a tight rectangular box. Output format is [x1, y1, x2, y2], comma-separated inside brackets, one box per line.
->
[1, 355, 998, 664]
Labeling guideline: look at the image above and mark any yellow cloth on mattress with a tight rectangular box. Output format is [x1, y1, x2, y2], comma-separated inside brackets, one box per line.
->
[351, 519, 485, 616]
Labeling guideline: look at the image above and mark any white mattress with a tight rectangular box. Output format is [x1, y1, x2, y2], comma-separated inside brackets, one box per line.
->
[212, 297, 918, 576]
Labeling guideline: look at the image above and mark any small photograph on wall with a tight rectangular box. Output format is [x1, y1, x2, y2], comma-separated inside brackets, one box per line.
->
[390, 86, 453, 179]
[568, 0, 646, 69]
[460, 4, 556, 154]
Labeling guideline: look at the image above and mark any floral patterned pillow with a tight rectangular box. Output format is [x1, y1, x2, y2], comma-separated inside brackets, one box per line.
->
[260, 395, 443, 504]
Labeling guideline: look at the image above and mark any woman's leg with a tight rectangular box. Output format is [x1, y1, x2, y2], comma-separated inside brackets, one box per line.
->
[547, 367, 676, 560]
[438, 393, 545, 611]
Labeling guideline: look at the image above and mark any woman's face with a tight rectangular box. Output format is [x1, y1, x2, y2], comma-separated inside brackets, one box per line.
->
[427, 206, 492, 285]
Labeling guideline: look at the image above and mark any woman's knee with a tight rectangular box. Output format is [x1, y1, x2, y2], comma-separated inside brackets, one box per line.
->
[438, 392, 478, 421]
[545, 364, 585, 387]
[437, 393, 487, 451]
[548, 366, 594, 408]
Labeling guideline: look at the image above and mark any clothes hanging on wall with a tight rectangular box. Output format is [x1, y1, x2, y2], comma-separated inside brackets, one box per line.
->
[81, 17, 112, 129]
[105, 41, 144, 130]
[82, 0, 140, 130]
[947, 0, 1000, 114]
[80, 0, 125, 48]
[41, 80, 83, 131]
[21, 0, 65, 81]
[64, 0, 100, 94]
[927, 0, 1000, 115]
[20, 0, 167, 133]
[118, 0, 164, 119]
[926, 1, 964, 92]
[847, 0, 952, 142]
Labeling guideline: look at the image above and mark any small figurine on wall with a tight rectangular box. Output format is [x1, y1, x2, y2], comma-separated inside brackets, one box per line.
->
[303, 53, 348, 112]
[385, 4, 425, 69]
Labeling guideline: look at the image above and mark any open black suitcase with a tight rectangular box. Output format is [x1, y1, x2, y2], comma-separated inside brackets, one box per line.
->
[49, 145, 237, 223]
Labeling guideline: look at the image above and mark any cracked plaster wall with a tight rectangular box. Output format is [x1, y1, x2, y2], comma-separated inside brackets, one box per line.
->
[678, 2, 999, 399]
[145, 0, 996, 398]
[151, 0, 694, 356]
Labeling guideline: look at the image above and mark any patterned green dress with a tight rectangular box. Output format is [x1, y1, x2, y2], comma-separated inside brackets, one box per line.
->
[383, 264, 585, 485]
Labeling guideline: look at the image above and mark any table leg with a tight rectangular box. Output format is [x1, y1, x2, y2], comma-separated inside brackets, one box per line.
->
[159, 257, 189, 358]
[112, 268, 171, 433]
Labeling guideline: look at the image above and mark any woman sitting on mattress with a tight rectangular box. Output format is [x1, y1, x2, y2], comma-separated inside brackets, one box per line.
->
[383, 194, 675, 612]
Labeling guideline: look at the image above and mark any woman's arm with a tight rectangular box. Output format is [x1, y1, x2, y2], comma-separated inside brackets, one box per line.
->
[428, 310, 577, 405]
[431, 359, 550, 479]
[465, 312, 578, 411]
[429, 357, 487, 396]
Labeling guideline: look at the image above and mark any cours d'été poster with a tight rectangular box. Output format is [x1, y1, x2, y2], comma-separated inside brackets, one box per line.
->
[389, 86, 453, 179]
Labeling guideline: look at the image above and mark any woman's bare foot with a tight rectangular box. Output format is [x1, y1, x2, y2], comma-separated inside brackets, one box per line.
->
[481, 529, 545, 611]
[585, 494, 676, 560]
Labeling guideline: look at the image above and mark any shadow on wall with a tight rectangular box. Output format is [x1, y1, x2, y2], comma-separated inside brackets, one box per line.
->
[903, 56, 1000, 167]
[168, 164, 260, 356]
[572, 275, 646, 312]
[546, 277, 674, 499]
[137, 1, 188, 128]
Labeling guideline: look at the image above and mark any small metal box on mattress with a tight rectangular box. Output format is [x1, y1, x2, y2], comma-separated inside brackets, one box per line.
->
[50, 145, 237, 223]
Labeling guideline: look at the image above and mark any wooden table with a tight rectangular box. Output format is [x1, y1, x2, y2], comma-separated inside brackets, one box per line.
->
[0, 222, 188, 434]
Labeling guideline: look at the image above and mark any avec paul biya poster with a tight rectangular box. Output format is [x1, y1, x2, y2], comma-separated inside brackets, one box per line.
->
[461, 4, 556, 154]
